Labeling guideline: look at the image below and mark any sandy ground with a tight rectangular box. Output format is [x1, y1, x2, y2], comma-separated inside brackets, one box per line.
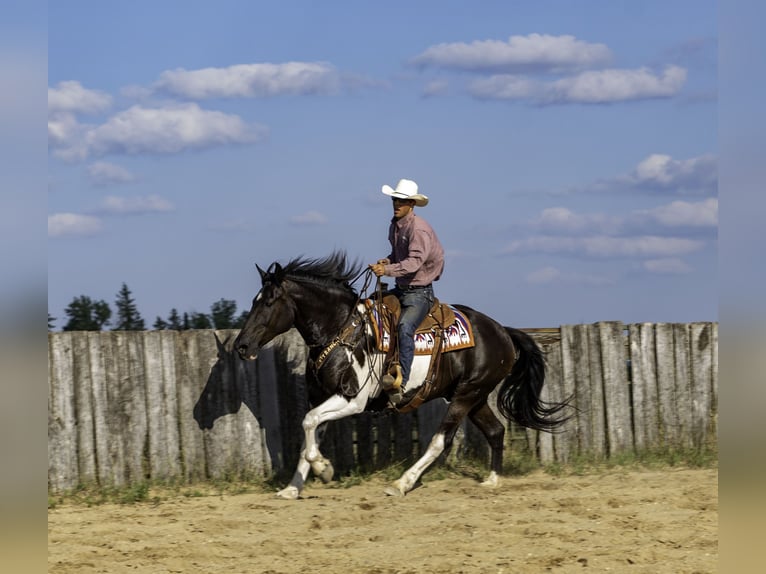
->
[48, 468, 717, 574]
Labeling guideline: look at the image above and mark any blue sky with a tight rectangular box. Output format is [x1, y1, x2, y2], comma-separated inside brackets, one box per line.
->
[48, 0, 718, 329]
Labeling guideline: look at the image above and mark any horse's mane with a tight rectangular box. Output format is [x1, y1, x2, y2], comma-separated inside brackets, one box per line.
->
[279, 251, 363, 295]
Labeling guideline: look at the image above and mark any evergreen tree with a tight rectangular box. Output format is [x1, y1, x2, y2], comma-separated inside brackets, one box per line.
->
[153, 316, 168, 330]
[48, 312, 56, 331]
[113, 283, 145, 331]
[188, 312, 212, 329]
[210, 298, 238, 329]
[63, 296, 111, 331]
[166, 308, 183, 330]
[234, 309, 249, 328]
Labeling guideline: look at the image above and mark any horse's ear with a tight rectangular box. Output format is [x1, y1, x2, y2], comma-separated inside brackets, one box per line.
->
[256, 264, 268, 282]
[213, 331, 227, 357]
[273, 262, 285, 283]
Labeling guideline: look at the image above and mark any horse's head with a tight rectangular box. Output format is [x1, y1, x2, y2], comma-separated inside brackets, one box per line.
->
[234, 262, 297, 361]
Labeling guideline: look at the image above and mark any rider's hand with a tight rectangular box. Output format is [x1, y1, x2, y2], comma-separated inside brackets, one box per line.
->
[369, 263, 386, 277]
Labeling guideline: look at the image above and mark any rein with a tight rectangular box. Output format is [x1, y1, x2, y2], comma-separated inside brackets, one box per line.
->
[309, 269, 377, 376]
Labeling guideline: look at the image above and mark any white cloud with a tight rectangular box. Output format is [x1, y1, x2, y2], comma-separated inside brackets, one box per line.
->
[503, 235, 703, 258]
[532, 207, 621, 235]
[470, 65, 686, 104]
[546, 65, 686, 103]
[626, 153, 717, 194]
[528, 197, 718, 241]
[643, 258, 693, 274]
[48, 213, 103, 237]
[87, 161, 137, 186]
[154, 62, 342, 99]
[411, 34, 612, 73]
[98, 195, 174, 215]
[525, 266, 561, 284]
[52, 103, 266, 160]
[289, 211, 328, 225]
[640, 198, 718, 227]
[48, 81, 112, 115]
[525, 266, 614, 286]
[422, 79, 450, 97]
[578, 153, 717, 195]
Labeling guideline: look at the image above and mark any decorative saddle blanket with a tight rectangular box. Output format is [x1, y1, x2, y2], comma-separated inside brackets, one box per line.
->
[364, 294, 475, 355]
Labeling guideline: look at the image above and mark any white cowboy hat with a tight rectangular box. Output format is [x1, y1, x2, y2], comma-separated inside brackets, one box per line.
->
[381, 179, 429, 207]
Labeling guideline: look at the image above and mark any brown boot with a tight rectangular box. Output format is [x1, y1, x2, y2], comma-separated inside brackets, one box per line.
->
[381, 363, 403, 403]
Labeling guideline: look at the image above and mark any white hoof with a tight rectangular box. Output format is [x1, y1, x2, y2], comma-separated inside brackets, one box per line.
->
[275, 485, 300, 500]
[480, 471, 500, 488]
[384, 481, 406, 497]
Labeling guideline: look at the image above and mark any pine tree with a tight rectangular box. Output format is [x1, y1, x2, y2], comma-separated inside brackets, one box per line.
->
[210, 298, 238, 329]
[234, 310, 249, 328]
[48, 312, 56, 331]
[166, 308, 183, 330]
[113, 283, 145, 331]
[153, 316, 168, 330]
[188, 312, 212, 329]
[62, 296, 111, 331]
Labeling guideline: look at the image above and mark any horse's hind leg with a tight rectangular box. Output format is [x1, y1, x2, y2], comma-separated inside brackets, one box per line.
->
[385, 398, 473, 497]
[468, 401, 506, 487]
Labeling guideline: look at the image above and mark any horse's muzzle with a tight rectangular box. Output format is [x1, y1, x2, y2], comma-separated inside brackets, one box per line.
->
[236, 344, 258, 361]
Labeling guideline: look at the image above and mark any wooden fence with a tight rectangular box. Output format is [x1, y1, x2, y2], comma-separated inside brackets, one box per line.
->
[48, 322, 718, 493]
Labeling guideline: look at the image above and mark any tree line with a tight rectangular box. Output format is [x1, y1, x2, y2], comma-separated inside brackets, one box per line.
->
[48, 283, 249, 332]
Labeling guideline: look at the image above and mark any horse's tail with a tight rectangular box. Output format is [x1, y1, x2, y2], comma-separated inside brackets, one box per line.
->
[497, 327, 573, 432]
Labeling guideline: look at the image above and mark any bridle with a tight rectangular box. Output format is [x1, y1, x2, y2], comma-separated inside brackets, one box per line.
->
[308, 269, 386, 396]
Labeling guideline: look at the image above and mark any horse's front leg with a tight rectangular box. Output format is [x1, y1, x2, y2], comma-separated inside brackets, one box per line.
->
[276, 394, 366, 500]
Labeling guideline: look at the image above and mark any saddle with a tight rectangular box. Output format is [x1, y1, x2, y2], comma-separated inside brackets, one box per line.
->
[364, 294, 475, 413]
[364, 294, 475, 355]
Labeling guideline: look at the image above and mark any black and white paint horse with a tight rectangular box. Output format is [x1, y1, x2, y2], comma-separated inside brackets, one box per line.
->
[233, 252, 570, 499]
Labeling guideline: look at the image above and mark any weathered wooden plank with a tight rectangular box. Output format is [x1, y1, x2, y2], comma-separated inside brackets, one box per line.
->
[143, 331, 181, 481]
[122, 333, 149, 482]
[585, 323, 608, 459]
[654, 323, 677, 447]
[87, 332, 112, 486]
[559, 324, 590, 463]
[628, 323, 660, 450]
[98, 333, 126, 486]
[175, 330, 207, 482]
[599, 322, 632, 455]
[535, 342, 557, 463]
[673, 323, 693, 449]
[71, 332, 97, 484]
[689, 323, 714, 449]
[255, 342, 283, 472]
[48, 332, 79, 493]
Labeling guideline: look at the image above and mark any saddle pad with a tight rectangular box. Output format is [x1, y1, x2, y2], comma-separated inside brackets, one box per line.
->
[365, 297, 475, 355]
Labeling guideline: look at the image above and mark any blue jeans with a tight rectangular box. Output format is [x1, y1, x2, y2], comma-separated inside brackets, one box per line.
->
[391, 284, 434, 386]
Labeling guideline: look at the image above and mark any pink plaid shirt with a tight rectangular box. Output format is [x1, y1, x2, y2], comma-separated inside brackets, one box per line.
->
[382, 211, 444, 287]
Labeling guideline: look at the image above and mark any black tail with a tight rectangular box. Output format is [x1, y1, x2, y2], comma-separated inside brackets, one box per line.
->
[497, 327, 572, 432]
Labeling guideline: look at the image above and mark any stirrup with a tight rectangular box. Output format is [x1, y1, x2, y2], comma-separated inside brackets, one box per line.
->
[381, 363, 402, 392]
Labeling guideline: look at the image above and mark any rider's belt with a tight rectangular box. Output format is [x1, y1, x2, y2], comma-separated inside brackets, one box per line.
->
[397, 283, 432, 291]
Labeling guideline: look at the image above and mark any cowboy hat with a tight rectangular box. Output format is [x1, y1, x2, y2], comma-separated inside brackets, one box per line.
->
[381, 179, 429, 207]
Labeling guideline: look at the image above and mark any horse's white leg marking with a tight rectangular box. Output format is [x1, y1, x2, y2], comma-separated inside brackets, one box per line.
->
[276, 456, 311, 500]
[385, 432, 446, 497]
[481, 470, 500, 488]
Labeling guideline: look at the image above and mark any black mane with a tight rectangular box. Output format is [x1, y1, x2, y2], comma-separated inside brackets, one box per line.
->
[278, 251, 363, 294]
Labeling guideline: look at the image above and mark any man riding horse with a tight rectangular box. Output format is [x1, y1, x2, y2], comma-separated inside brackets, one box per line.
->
[368, 178, 445, 404]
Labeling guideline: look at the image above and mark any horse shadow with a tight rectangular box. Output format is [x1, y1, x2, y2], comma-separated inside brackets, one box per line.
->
[192, 331, 301, 473]
[193, 332, 254, 429]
